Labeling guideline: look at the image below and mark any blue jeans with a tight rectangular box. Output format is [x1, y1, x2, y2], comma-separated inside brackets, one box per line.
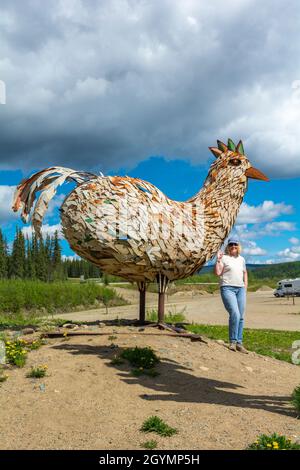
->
[220, 285, 246, 344]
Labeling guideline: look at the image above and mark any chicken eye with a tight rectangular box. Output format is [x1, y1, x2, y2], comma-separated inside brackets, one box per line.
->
[230, 158, 241, 166]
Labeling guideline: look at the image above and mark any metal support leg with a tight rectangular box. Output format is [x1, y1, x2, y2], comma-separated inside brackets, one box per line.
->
[137, 281, 146, 324]
[156, 273, 169, 325]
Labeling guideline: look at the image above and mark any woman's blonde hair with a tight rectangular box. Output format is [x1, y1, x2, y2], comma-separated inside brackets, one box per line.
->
[225, 242, 242, 255]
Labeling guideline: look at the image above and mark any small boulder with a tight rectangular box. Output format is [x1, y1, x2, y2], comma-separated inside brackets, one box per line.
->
[22, 328, 35, 335]
[216, 339, 225, 345]
[62, 323, 76, 329]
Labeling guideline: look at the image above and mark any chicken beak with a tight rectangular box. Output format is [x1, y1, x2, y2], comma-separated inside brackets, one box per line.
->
[245, 166, 269, 181]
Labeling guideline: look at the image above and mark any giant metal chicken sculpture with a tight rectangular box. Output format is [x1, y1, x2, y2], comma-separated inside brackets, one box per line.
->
[12, 139, 269, 326]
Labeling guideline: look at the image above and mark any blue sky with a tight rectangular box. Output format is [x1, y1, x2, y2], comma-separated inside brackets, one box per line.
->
[1, 155, 299, 265]
[1, 1, 300, 266]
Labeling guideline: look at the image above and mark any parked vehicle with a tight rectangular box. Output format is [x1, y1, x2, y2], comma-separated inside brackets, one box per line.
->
[274, 278, 300, 297]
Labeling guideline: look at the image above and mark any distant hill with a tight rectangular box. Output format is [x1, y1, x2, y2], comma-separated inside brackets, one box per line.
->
[202, 261, 300, 279]
[250, 261, 300, 279]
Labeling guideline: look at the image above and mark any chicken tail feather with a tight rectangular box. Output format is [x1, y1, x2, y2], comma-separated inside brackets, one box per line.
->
[12, 166, 98, 236]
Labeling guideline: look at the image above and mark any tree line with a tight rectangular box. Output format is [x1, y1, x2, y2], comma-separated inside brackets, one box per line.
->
[251, 261, 300, 280]
[0, 226, 101, 281]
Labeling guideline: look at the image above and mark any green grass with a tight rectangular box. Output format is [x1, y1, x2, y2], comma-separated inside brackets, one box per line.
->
[111, 346, 160, 377]
[0, 315, 82, 331]
[120, 346, 159, 369]
[0, 279, 127, 316]
[115, 276, 276, 294]
[146, 306, 187, 324]
[110, 355, 125, 366]
[4, 338, 28, 367]
[0, 314, 42, 329]
[246, 433, 300, 450]
[131, 367, 160, 377]
[115, 280, 219, 294]
[140, 440, 158, 449]
[140, 416, 178, 437]
[186, 323, 300, 364]
[1, 337, 47, 368]
[291, 385, 300, 416]
[26, 365, 47, 378]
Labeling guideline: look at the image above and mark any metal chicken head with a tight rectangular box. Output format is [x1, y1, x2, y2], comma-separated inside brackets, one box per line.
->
[208, 138, 269, 182]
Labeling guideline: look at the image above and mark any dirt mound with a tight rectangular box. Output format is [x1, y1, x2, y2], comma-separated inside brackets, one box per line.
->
[171, 290, 205, 297]
[257, 285, 274, 292]
[0, 325, 299, 450]
[171, 289, 211, 297]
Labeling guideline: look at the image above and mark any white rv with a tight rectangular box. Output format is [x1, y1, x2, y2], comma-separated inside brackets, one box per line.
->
[274, 278, 300, 297]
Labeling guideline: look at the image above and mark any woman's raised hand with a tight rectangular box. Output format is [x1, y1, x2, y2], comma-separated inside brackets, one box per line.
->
[217, 250, 224, 261]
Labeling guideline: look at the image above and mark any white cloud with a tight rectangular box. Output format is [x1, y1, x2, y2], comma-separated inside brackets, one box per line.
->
[1, 1, 300, 176]
[277, 246, 300, 260]
[237, 201, 293, 224]
[45, 193, 66, 220]
[263, 221, 296, 233]
[233, 201, 297, 254]
[0, 185, 18, 224]
[289, 237, 299, 245]
[0, 184, 66, 226]
[21, 223, 63, 239]
[242, 240, 267, 256]
[61, 254, 80, 261]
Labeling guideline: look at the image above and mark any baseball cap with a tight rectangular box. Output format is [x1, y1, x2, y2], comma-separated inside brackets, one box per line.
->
[227, 237, 240, 245]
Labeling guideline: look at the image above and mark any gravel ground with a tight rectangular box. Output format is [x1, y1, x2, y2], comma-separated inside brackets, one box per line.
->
[0, 326, 299, 450]
[50, 288, 300, 331]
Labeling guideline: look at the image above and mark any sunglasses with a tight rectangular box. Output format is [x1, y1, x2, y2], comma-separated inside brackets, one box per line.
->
[228, 243, 238, 247]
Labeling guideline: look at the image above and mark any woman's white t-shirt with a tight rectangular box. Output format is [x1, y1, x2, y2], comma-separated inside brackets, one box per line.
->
[219, 254, 246, 287]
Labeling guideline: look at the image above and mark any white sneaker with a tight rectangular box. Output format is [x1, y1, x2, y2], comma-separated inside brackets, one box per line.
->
[236, 343, 249, 354]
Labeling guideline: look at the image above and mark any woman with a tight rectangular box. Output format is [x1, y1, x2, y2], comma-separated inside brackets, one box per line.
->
[214, 237, 249, 353]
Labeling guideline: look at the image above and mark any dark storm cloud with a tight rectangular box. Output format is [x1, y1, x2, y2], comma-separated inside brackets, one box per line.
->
[0, 0, 300, 176]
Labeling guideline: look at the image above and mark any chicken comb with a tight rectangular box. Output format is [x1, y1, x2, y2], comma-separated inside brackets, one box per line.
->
[209, 147, 223, 158]
[217, 140, 228, 152]
[236, 140, 245, 155]
[227, 138, 236, 151]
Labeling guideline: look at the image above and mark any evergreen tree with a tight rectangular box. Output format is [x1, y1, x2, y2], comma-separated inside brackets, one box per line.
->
[31, 232, 39, 279]
[36, 235, 48, 281]
[51, 230, 64, 280]
[9, 227, 26, 278]
[25, 235, 36, 279]
[0, 228, 8, 278]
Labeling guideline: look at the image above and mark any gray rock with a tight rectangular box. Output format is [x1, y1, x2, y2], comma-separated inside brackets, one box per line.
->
[62, 323, 77, 329]
[6, 330, 18, 338]
[22, 328, 35, 335]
